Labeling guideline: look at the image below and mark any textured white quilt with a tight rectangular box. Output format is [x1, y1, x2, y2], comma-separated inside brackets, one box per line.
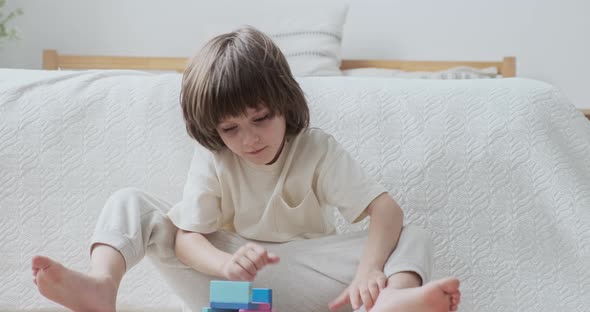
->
[1, 69, 589, 311]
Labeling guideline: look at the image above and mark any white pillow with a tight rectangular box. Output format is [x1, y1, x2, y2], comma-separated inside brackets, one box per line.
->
[203, 1, 349, 76]
[342, 66, 499, 79]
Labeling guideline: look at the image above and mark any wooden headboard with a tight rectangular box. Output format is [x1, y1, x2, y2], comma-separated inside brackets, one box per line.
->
[42, 50, 590, 119]
[42, 49, 516, 77]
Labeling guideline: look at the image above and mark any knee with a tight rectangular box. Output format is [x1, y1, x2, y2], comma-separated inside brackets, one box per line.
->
[111, 187, 144, 200]
[105, 187, 147, 209]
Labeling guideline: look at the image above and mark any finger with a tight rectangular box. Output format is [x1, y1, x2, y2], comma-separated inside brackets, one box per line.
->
[248, 244, 280, 265]
[359, 287, 374, 311]
[349, 287, 362, 310]
[228, 265, 252, 281]
[267, 252, 280, 264]
[328, 288, 350, 311]
[248, 243, 267, 260]
[236, 257, 257, 279]
[237, 266, 255, 281]
[368, 282, 380, 309]
[377, 276, 387, 291]
[245, 248, 265, 270]
[450, 290, 460, 306]
[237, 268, 254, 281]
[248, 243, 277, 267]
[235, 246, 249, 260]
[247, 243, 268, 258]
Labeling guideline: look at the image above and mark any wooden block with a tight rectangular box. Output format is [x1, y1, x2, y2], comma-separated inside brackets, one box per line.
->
[211, 302, 265, 310]
[252, 288, 273, 308]
[202, 307, 237, 312]
[210, 280, 251, 304]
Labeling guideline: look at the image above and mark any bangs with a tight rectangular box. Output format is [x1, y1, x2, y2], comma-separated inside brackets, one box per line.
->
[200, 45, 287, 130]
[208, 59, 276, 125]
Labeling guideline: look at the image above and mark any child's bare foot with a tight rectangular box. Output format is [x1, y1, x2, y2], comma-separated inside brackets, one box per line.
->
[371, 277, 461, 312]
[32, 255, 118, 312]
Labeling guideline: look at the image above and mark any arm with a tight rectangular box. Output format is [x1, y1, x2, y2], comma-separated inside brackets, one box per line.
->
[329, 193, 404, 311]
[358, 192, 403, 274]
[175, 229, 281, 281]
[315, 132, 404, 310]
[175, 229, 231, 278]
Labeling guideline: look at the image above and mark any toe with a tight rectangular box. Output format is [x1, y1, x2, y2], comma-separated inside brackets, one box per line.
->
[32, 255, 53, 270]
[438, 277, 460, 294]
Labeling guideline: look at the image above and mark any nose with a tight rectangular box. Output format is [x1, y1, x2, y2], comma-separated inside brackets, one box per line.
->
[241, 127, 260, 146]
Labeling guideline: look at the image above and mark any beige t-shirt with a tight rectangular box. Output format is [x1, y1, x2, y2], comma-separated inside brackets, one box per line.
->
[168, 128, 387, 242]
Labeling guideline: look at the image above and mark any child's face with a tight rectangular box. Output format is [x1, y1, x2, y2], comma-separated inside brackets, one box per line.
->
[217, 106, 286, 165]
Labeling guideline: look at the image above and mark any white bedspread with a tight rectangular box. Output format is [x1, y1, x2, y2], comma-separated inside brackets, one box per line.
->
[1, 69, 589, 311]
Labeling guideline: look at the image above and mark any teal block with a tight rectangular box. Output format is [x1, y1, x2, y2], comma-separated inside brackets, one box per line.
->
[252, 288, 272, 308]
[210, 280, 251, 304]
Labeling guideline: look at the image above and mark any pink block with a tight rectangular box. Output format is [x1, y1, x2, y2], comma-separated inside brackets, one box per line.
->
[239, 303, 272, 312]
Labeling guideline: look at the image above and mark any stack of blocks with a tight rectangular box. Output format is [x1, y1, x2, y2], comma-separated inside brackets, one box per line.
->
[203, 280, 273, 312]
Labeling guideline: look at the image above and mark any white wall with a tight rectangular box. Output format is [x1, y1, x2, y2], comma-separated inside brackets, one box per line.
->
[1, 0, 588, 108]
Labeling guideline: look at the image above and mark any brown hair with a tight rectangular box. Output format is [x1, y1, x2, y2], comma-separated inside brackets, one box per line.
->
[180, 26, 309, 151]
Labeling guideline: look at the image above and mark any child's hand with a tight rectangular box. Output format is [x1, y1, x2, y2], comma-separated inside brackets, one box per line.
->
[221, 243, 280, 281]
[329, 268, 387, 311]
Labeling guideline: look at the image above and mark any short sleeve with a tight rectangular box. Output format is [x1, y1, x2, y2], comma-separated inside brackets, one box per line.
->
[168, 146, 226, 233]
[316, 136, 387, 224]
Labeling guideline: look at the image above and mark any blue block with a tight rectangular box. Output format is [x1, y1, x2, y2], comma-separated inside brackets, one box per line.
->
[210, 302, 261, 310]
[252, 288, 273, 308]
[202, 307, 237, 312]
[210, 280, 251, 304]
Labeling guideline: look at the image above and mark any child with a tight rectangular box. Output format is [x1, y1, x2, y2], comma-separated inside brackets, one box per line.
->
[32, 26, 461, 312]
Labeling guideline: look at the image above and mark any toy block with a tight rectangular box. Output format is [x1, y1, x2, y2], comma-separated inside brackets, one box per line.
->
[202, 307, 237, 312]
[251, 302, 271, 310]
[210, 280, 251, 304]
[252, 288, 273, 308]
[238, 302, 273, 312]
[211, 302, 266, 310]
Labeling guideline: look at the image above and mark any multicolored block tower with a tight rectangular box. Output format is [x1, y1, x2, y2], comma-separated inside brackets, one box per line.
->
[203, 280, 274, 312]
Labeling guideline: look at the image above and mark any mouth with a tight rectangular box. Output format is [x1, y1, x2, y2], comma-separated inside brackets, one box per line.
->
[246, 147, 266, 155]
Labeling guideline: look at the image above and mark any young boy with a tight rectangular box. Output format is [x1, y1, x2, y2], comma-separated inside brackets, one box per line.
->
[32, 26, 460, 312]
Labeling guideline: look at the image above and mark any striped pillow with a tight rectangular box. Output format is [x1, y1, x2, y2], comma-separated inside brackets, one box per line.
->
[204, 2, 349, 76]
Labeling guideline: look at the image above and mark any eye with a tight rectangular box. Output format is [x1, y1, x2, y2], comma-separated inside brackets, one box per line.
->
[221, 126, 237, 133]
[254, 114, 269, 122]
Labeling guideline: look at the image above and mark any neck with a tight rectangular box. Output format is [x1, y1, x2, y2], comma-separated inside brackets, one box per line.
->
[266, 137, 286, 165]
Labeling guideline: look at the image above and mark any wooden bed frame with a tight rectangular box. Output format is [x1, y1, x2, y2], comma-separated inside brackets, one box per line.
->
[42, 49, 516, 77]
[40, 49, 590, 119]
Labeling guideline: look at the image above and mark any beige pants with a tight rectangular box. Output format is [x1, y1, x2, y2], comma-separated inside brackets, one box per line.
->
[91, 187, 433, 312]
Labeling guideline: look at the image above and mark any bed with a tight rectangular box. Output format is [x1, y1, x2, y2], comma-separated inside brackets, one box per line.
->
[2, 48, 590, 312]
